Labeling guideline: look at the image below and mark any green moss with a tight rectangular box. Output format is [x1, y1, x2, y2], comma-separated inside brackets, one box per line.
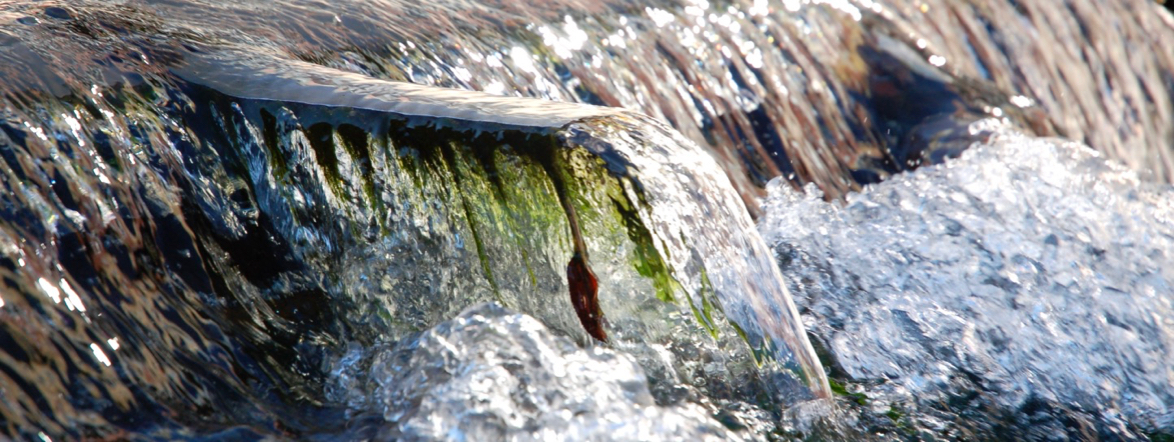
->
[828, 378, 867, 405]
[381, 119, 587, 308]
[886, 405, 916, 436]
[685, 268, 723, 339]
[611, 193, 679, 303]
[337, 123, 381, 213]
[236, 101, 751, 342]
[440, 139, 503, 301]
[1146, 431, 1174, 442]
[725, 320, 768, 365]
[306, 122, 349, 202]
[258, 108, 290, 182]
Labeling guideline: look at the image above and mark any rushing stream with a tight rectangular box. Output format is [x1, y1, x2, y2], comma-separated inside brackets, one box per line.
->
[0, 0, 1172, 440]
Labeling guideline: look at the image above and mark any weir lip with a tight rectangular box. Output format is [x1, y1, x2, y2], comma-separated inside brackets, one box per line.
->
[175, 49, 621, 130]
[176, 48, 835, 397]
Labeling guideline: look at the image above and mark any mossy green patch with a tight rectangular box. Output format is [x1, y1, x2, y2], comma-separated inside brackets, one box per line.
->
[828, 378, 867, 405]
[258, 108, 290, 182]
[611, 193, 679, 303]
[1146, 431, 1174, 442]
[686, 268, 722, 339]
[886, 405, 916, 436]
[337, 123, 382, 213]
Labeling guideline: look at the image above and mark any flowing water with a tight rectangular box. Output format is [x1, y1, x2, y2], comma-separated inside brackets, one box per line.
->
[763, 124, 1174, 440]
[0, 0, 1172, 440]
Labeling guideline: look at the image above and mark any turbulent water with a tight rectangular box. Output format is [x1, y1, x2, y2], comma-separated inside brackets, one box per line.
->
[1, 0, 1173, 440]
[324, 303, 752, 441]
[762, 124, 1174, 439]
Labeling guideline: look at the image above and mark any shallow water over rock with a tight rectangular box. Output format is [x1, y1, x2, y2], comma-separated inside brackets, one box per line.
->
[1, 0, 1173, 440]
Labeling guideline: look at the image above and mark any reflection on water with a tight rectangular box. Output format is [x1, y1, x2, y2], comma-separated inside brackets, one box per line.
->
[1, 0, 1173, 439]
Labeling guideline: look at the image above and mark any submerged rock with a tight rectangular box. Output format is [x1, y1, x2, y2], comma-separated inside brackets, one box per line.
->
[0, 6, 826, 437]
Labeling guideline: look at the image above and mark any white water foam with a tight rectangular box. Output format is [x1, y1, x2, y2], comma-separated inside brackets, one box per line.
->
[760, 127, 1174, 433]
[326, 303, 747, 441]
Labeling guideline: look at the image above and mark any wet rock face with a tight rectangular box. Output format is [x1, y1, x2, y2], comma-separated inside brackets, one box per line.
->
[0, 76, 818, 438]
[0, 1, 832, 436]
[329, 303, 745, 442]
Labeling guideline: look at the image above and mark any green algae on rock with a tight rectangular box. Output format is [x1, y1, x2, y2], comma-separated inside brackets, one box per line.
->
[0, 36, 829, 437]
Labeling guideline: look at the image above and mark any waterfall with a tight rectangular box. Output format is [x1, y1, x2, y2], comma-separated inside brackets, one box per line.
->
[0, 45, 827, 437]
[2, 0, 1173, 439]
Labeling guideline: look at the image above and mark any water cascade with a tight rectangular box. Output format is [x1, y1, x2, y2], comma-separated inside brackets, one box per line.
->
[0, 38, 825, 440]
[1, 0, 1173, 440]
